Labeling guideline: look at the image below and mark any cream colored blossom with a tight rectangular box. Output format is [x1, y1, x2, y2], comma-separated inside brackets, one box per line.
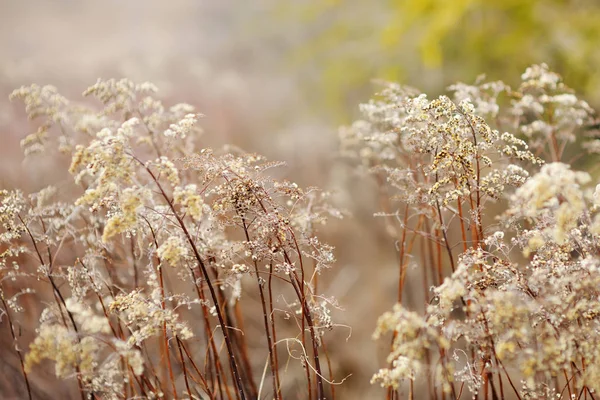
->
[173, 184, 204, 221]
[157, 236, 188, 266]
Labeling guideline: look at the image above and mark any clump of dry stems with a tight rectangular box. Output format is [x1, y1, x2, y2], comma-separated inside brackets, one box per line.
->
[2, 79, 342, 399]
[4, 64, 600, 400]
[341, 64, 600, 399]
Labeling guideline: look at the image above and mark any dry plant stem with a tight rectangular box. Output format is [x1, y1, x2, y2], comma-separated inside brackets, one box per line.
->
[188, 270, 230, 400]
[495, 358, 504, 400]
[50, 273, 87, 400]
[158, 261, 178, 399]
[495, 353, 522, 398]
[175, 336, 193, 400]
[564, 370, 574, 399]
[374, 171, 398, 237]
[305, 345, 314, 400]
[210, 263, 256, 398]
[140, 342, 161, 393]
[267, 262, 283, 400]
[130, 236, 139, 288]
[0, 289, 32, 400]
[481, 345, 504, 400]
[293, 240, 311, 399]
[455, 196, 469, 253]
[434, 199, 456, 273]
[548, 109, 561, 162]
[398, 216, 423, 301]
[143, 215, 226, 398]
[139, 160, 247, 400]
[202, 293, 230, 400]
[209, 266, 254, 398]
[79, 259, 144, 398]
[128, 231, 168, 397]
[180, 339, 215, 399]
[18, 214, 87, 400]
[240, 216, 280, 398]
[232, 301, 259, 397]
[288, 272, 325, 400]
[396, 204, 410, 303]
[288, 245, 325, 399]
[321, 338, 335, 400]
[144, 218, 180, 399]
[457, 103, 483, 242]
[434, 228, 444, 286]
[391, 213, 423, 399]
[559, 374, 579, 400]
[245, 184, 325, 399]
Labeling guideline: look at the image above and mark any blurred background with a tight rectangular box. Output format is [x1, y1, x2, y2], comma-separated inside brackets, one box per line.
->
[2, 0, 600, 398]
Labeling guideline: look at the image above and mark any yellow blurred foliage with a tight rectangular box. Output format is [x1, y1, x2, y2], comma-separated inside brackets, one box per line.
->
[279, 0, 600, 120]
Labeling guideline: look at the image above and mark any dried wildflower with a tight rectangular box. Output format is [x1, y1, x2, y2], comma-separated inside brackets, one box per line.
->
[371, 304, 449, 389]
[156, 236, 189, 266]
[109, 289, 193, 346]
[101, 188, 143, 243]
[173, 184, 204, 221]
[24, 323, 79, 377]
[163, 113, 199, 138]
[513, 64, 595, 160]
[8, 77, 339, 399]
[508, 162, 590, 244]
[353, 65, 600, 398]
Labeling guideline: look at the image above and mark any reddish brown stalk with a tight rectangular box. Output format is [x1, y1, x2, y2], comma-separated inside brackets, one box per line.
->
[398, 216, 424, 302]
[386, 387, 393, 400]
[420, 234, 431, 308]
[240, 216, 280, 398]
[434, 227, 444, 286]
[321, 338, 335, 400]
[374, 170, 400, 238]
[267, 262, 283, 400]
[455, 101, 484, 243]
[79, 259, 144, 398]
[288, 271, 325, 399]
[239, 181, 325, 399]
[180, 339, 215, 399]
[563, 370, 574, 399]
[0, 289, 32, 400]
[190, 273, 231, 400]
[232, 302, 259, 397]
[396, 204, 410, 302]
[19, 215, 88, 400]
[547, 108, 561, 162]
[138, 160, 246, 399]
[289, 235, 310, 400]
[496, 359, 522, 399]
[434, 199, 456, 272]
[142, 217, 179, 399]
[467, 191, 480, 248]
[158, 264, 178, 399]
[130, 236, 139, 288]
[208, 266, 255, 398]
[175, 336, 193, 400]
[457, 382, 465, 399]
[496, 360, 505, 400]
[456, 196, 469, 253]
[49, 275, 87, 400]
[140, 339, 164, 395]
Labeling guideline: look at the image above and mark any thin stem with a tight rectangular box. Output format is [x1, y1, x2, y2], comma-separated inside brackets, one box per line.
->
[0, 289, 32, 400]
[241, 215, 279, 398]
[137, 158, 246, 399]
